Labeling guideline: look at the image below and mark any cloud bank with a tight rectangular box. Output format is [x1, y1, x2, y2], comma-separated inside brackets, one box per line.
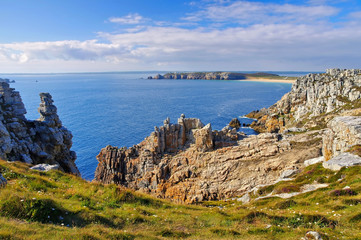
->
[1, 0, 360, 72]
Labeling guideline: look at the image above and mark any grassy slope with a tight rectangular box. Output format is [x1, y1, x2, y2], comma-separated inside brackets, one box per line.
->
[1, 160, 361, 240]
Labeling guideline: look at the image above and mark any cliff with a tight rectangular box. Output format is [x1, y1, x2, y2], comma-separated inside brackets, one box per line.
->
[249, 69, 361, 133]
[149, 72, 280, 80]
[0, 82, 79, 175]
[95, 114, 322, 203]
[95, 68, 361, 204]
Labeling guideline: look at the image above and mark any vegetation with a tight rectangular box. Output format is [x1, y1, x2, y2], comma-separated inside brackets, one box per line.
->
[1, 160, 361, 239]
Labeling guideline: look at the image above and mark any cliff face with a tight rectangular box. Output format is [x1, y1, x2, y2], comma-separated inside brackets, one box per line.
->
[249, 69, 361, 133]
[0, 82, 79, 175]
[95, 115, 321, 203]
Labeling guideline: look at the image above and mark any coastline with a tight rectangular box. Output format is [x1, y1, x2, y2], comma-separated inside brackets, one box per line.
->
[240, 77, 296, 83]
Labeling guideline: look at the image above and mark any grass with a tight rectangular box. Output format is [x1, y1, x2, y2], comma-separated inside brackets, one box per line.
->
[1, 160, 361, 239]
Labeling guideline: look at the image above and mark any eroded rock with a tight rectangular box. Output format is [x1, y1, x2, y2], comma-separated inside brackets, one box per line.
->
[95, 117, 322, 203]
[323, 116, 361, 161]
[0, 82, 79, 176]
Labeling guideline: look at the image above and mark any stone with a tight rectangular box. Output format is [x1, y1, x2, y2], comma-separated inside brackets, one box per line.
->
[322, 153, 361, 171]
[305, 231, 323, 240]
[229, 118, 241, 129]
[237, 193, 250, 204]
[323, 116, 361, 161]
[0, 173, 7, 188]
[279, 168, 300, 179]
[30, 164, 60, 172]
[304, 156, 324, 167]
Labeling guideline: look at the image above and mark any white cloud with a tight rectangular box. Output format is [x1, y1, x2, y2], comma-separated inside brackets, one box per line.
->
[183, 1, 339, 24]
[109, 13, 144, 24]
[0, 1, 360, 73]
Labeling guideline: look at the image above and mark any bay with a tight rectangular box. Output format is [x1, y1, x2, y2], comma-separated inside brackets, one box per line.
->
[4, 72, 293, 180]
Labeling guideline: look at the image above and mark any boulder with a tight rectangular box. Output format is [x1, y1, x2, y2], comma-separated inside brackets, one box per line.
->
[279, 168, 300, 180]
[30, 164, 60, 172]
[0, 173, 7, 188]
[237, 193, 250, 204]
[304, 156, 324, 167]
[305, 231, 323, 240]
[229, 118, 241, 129]
[322, 153, 361, 171]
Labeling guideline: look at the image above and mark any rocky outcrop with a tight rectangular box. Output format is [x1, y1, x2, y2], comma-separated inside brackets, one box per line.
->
[0, 173, 7, 187]
[0, 82, 79, 175]
[95, 114, 322, 203]
[322, 116, 361, 160]
[249, 69, 361, 133]
[229, 118, 241, 129]
[322, 153, 361, 171]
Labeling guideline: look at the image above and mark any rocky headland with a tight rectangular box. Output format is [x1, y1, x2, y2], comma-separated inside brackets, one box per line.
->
[95, 69, 361, 204]
[148, 72, 280, 80]
[0, 82, 79, 175]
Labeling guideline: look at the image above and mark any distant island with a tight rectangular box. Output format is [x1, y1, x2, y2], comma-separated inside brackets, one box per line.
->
[0, 78, 15, 83]
[148, 71, 297, 82]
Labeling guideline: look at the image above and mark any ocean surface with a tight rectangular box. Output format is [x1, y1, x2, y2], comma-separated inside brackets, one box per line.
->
[3, 72, 300, 180]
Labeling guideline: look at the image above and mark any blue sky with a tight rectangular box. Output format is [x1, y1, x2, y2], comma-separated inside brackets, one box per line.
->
[0, 0, 360, 72]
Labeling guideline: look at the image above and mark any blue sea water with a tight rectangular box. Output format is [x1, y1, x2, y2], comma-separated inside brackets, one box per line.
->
[4, 72, 294, 180]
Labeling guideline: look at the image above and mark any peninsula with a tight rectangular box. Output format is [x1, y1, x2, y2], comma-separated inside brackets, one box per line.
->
[148, 71, 297, 83]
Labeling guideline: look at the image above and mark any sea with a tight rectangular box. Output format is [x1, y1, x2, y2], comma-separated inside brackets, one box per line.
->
[3, 71, 311, 180]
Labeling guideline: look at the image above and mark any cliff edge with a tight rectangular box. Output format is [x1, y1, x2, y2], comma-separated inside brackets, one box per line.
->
[0, 82, 79, 175]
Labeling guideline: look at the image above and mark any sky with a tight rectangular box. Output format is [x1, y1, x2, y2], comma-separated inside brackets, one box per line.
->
[0, 0, 360, 73]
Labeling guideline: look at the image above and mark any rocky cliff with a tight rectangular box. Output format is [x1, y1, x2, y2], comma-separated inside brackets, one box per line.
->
[95, 114, 322, 203]
[95, 69, 361, 203]
[249, 69, 361, 133]
[0, 82, 79, 175]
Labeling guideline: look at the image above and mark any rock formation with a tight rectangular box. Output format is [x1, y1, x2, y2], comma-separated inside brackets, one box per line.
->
[95, 114, 322, 203]
[0, 173, 7, 187]
[0, 82, 79, 175]
[229, 118, 241, 129]
[95, 69, 361, 203]
[249, 69, 361, 133]
[322, 116, 361, 160]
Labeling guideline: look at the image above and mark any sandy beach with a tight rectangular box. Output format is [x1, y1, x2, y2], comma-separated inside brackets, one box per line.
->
[241, 77, 296, 83]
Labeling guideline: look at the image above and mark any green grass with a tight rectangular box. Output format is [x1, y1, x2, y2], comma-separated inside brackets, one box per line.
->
[1, 160, 361, 239]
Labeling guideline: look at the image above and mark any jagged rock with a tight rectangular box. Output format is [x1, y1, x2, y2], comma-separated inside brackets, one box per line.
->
[305, 231, 323, 240]
[304, 156, 324, 167]
[322, 153, 361, 171]
[323, 116, 361, 161]
[0, 173, 7, 188]
[30, 164, 60, 172]
[250, 69, 361, 133]
[95, 117, 321, 203]
[0, 82, 79, 176]
[193, 123, 213, 152]
[229, 118, 241, 129]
